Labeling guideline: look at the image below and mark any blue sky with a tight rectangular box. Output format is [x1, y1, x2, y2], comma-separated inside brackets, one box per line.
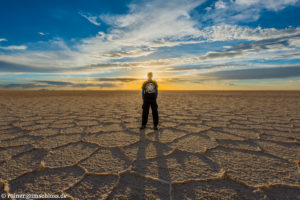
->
[0, 0, 300, 90]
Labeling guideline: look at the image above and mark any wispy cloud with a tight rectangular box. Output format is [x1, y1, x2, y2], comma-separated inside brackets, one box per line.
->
[199, 65, 300, 80]
[35, 80, 73, 86]
[204, 0, 299, 24]
[0, 59, 171, 73]
[78, 11, 101, 26]
[0, 60, 67, 73]
[99, 0, 203, 41]
[198, 26, 300, 41]
[0, 38, 27, 50]
[0, 45, 27, 50]
[38, 32, 48, 36]
[1, 83, 39, 89]
[0, 80, 115, 89]
[189, 32, 300, 62]
[94, 77, 143, 82]
[235, 0, 298, 11]
[166, 64, 245, 71]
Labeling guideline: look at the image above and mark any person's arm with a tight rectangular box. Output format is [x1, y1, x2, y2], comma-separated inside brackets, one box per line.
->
[141, 82, 145, 99]
[155, 81, 158, 99]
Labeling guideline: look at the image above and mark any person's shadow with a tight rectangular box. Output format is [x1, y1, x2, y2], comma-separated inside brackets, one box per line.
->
[133, 129, 146, 199]
[155, 130, 171, 185]
[134, 128, 172, 199]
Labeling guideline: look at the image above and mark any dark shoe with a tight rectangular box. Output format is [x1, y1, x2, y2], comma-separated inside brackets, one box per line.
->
[153, 126, 158, 130]
[140, 125, 146, 129]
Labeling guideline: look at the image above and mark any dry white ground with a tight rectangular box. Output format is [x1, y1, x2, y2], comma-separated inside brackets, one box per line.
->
[0, 90, 299, 200]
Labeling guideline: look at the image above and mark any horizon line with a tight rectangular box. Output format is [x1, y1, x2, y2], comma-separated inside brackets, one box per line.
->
[1, 89, 300, 92]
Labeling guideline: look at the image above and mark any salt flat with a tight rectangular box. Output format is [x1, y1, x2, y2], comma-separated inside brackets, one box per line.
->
[0, 90, 300, 200]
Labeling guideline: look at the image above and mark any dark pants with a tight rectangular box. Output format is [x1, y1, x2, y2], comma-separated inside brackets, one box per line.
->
[142, 98, 159, 126]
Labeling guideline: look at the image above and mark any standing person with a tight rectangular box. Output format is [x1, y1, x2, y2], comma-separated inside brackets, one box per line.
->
[140, 72, 159, 130]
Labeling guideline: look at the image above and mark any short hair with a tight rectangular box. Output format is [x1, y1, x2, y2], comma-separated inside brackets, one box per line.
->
[147, 72, 153, 77]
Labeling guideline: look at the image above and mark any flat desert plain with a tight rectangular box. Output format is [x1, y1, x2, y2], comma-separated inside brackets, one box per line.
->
[0, 90, 300, 200]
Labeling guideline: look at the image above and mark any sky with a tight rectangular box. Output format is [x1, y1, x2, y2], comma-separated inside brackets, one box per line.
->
[0, 0, 300, 90]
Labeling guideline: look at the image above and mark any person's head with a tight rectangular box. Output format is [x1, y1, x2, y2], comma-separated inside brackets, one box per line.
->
[147, 72, 153, 80]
